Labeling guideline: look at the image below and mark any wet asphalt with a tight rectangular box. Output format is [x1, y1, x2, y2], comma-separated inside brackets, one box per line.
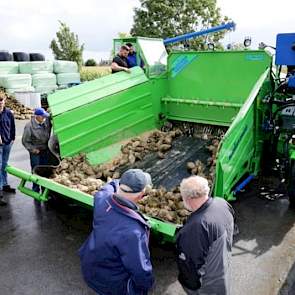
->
[1, 120, 295, 295]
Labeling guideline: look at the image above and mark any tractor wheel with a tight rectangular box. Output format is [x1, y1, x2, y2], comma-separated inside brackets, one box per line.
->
[288, 162, 295, 208]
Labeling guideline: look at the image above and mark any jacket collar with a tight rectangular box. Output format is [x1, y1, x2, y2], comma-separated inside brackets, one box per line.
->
[31, 117, 48, 128]
[187, 197, 213, 222]
[110, 194, 149, 228]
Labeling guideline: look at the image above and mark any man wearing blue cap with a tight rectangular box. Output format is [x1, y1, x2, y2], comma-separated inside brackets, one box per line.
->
[0, 94, 16, 206]
[79, 169, 154, 295]
[22, 107, 51, 193]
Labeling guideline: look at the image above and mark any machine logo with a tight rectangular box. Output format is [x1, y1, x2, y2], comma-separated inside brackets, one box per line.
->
[171, 54, 198, 78]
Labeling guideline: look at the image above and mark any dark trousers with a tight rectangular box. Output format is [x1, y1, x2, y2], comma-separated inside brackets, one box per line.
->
[0, 143, 12, 190]
[29, 149, 49, 193]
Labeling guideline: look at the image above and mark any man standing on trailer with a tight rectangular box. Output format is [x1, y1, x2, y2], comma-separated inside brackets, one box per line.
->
[0, 93, 16, 206]
[22, 107, 51, 193]
[79, 169, 154, 295]
[111, 45, 131, 74]
[176, 176, 234, 295]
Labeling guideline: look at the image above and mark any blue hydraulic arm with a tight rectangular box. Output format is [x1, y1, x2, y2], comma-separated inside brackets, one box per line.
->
[163, 22, 236, 45]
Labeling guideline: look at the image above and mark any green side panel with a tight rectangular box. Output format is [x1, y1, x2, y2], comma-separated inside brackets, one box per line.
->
[48, 67, 158, 159]
[54, 81, 155, 158]
[48, 67, 148, 116]
[214, 70, 270, 200]
[163, 51, 271, 125]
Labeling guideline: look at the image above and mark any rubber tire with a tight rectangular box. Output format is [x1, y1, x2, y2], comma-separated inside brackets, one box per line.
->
[13, 52, 30, 62]
[29, 53, 45, 61]
[288, 162, 295, 208]
[0, 51, 12, 61]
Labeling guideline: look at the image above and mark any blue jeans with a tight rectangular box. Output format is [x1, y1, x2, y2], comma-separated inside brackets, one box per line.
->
[30, 149, 49, 193]
[0, 143, 12, 190]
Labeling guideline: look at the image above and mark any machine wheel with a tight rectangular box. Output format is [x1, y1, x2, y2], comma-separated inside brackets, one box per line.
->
[288, 162, 295, 208]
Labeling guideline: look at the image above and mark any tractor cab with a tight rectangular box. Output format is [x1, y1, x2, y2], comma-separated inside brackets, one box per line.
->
[113, 37, 168, 77]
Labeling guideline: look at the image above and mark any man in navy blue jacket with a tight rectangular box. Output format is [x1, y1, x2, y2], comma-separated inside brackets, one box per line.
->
[79, 169, 154, 295]
[0, 94, 16, 206]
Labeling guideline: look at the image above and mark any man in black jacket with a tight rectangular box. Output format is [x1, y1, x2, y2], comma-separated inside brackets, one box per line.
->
[0, 94, 16, 206]
[176, 176, 234, 295]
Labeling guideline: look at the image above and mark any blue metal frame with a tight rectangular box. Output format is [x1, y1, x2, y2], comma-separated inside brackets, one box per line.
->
[163, 22, 236, 45]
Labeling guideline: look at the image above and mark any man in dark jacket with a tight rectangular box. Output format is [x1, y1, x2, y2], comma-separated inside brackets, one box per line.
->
[0, 94, 16, 206]
[22, 107, 51, 193]
[79, 169, 154, 295]
[176, 176, 234, 295]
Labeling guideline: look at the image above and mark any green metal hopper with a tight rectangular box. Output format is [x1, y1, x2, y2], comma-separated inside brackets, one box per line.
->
[6, 37, 272, 241]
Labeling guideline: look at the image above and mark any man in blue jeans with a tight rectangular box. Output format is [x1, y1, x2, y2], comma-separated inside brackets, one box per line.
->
[22, 107, 51, 193]
[0, 94, 16, 206]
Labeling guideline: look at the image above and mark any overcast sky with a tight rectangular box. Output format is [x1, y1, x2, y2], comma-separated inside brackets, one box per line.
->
[0, 0, 294, 59]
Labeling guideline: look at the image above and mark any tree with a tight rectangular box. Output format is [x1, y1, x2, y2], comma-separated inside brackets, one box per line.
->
[50, 21, 84, 68]
[85, 59, 97, 66]
[131, 0, 230, 50]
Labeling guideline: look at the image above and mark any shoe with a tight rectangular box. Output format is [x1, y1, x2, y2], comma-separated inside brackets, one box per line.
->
[3, 185, 16, 194]
[0, 191, 7, 206]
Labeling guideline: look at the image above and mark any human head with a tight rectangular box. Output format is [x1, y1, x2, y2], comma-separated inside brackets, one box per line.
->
[119, 45, 129, 58]
[34, 107, 49, 123]
[118, 169, 152, 203]
[0, 94, 6, 109]
[180, 176, 210, 211]
[126, 43, 134, 54]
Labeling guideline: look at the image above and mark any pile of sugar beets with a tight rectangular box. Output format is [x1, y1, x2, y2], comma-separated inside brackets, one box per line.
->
[0, 89, 33, 120]
[51, 125, 221, 224]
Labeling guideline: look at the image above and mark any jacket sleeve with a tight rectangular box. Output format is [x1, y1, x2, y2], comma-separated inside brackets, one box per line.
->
[118, 229, 154, 292]
[22, 125, 34, 152]
[10, 112, 15, 141]
[176, 223, 209, 290]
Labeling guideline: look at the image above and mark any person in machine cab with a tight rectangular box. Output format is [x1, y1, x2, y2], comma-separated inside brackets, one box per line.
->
[111, 45, 131, 74]
[126, 42, 144, 69]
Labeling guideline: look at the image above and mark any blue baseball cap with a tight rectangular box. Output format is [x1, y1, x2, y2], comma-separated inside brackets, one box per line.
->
[120, 169, 152, 193]
[34, 107, 49, 117]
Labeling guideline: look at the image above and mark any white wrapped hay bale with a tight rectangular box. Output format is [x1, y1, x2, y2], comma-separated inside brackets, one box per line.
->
[53, 60, 78, 73]
[56, 72, 80, 85]
[14, 91, 41, 109]
[32, 73, 57, 88]
[0, 74, 32, 89]
[0, 62, 19, 74]
[19, 61, 53, 74]
[34, 85, 58, 94]
[6, 86, 35, 95]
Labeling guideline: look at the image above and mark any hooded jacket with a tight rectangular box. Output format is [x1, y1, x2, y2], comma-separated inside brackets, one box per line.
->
[79, 182, 154, 295]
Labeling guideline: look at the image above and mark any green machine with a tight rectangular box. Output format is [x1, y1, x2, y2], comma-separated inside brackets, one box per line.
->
[6, 28, 274, 241]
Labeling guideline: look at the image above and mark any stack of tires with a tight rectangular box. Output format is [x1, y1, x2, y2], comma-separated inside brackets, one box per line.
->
[54, 61, 80, 88]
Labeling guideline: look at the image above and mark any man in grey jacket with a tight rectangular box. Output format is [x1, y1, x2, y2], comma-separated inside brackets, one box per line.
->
[22, 108, 51, 192]
[176, 176, 234, 295]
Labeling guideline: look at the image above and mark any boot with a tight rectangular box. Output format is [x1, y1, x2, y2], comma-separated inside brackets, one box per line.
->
[3, 185, 16, 193]
[0, 190, 7, 206]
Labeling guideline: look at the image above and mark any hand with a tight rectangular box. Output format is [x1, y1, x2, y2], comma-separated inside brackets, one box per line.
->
[32, 149, 40, 154]
[124, 68, 131, 73]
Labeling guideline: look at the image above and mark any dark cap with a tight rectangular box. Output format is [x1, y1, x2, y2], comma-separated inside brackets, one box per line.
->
[34, 107, 49, 117]
[120, 169, 152, 193]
